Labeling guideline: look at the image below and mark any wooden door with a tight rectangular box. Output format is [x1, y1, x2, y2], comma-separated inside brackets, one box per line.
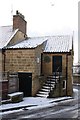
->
[18, 72, 32, 97]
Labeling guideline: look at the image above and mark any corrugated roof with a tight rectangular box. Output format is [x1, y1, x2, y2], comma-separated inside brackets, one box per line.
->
[6, 35, 72, 52]
[44, 35, 72, 52]
[0, 26, 18, 49]
[7, 37, 48, 49]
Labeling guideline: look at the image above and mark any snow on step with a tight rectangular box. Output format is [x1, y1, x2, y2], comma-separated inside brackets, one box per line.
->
[42, 86, 50, 89]
[41, 88, 50, 92]
[38, 91, 49, 95]
[36, 74, 58, 98]
[46, 81, 55, 84]
[36, 93, 48, 97]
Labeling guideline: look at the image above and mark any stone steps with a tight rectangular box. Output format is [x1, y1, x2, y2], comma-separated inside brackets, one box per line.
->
[36, 75, 58, 98]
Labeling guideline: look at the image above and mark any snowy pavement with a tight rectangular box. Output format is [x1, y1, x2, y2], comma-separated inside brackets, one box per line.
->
[0, 88, 78, 115]
[0, 97, 72, 111]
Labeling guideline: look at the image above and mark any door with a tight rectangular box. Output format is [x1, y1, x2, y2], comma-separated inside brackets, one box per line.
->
[18, 72, 32, 97]
[53, 56, 62, 72]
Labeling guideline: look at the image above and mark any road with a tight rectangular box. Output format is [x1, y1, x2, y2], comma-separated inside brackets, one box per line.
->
[1, 85, 80, 119]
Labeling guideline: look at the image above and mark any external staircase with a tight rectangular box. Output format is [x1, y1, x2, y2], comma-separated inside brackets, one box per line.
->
[36, 73, 60, 98]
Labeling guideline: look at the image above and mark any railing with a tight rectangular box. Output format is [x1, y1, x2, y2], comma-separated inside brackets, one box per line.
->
[0, 72, 9, 80]
[48, 66, 67, 94]
[49, 72, 61, 92]
[73, 65, 80, 74]
[0, 72, 19, 99]
[0, 71, 18, 80]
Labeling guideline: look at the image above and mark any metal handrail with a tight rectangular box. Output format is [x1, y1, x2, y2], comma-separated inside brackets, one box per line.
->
[49, 66, 67, 93]
[48, 66, 61, 92]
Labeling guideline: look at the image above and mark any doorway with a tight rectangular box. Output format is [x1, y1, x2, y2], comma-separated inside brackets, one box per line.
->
[18, 72, 32, 97]
[53, 56, 62, 72]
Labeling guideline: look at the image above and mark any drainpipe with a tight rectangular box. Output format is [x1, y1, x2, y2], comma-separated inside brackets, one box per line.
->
[66, 54, 68, 96]
[2, 49, 5, 73]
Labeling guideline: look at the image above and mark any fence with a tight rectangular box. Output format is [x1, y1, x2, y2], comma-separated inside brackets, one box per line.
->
[73, 65, 80, 74]
[73, 65, 80, 84]
[0, 72, 19, 100]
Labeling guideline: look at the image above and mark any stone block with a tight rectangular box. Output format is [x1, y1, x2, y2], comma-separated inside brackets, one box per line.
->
[8, 92, 23, 103]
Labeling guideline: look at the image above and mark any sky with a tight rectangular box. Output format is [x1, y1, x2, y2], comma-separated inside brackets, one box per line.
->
[0, 0, 79, 63]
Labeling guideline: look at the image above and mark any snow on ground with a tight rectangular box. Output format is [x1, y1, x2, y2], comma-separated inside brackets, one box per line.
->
[73, 88, 78, 98]
[0, 97, 58, 111]
[0, 88, 78, 115]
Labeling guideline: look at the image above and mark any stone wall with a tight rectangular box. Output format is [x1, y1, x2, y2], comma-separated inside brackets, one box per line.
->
[67, 55, 73, 96]
[42, 54, 52, 75]
[42, 53, 73, 96]
[0, 51, 2, 79]
[4, 44, 44, 96]
[7, 31, 26, 46]
[42, 53, 67, 75]
[32, 44, 44, 95]
[73, 74, 80, 84]
[5, 49, 35, 73]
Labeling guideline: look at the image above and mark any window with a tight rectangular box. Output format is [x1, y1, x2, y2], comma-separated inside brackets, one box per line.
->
[63, 80, 66, 89]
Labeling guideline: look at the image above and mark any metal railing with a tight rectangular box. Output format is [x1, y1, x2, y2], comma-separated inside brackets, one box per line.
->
[73, 65, 80, 74]
[48, 66, 67, 93]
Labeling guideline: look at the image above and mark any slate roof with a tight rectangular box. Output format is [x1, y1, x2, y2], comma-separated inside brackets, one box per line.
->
[0, 26, 18, 49]
[7, 35, 72, 53]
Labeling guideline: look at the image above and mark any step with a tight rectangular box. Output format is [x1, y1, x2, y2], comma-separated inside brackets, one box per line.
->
[46, 81, 55, 84]
[38, 91, 49, 95]
[36, 93, 48, 97]
[44, 83, 54, 86]
[47, 79, 57, 82]
[48, 75, 59, 77]
[36, 74, 58, 98]
[42, 85, 50, 89]
[47, 76, 59, 79]
[41, 88, 50, 92]
[44, 82, 55, 87]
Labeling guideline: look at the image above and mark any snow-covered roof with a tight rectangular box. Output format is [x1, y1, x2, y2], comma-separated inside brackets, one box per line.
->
[0, 26, 18, 49]
[7, 37, 48, 49]
[6, 35, 72, 52]
[44, 35, 72, 52]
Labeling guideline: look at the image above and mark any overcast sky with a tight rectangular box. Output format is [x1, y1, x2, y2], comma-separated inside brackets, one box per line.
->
[0, 0, 79, 63]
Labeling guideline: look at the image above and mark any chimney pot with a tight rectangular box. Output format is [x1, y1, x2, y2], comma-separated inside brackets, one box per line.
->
[13, 11, 27, 35]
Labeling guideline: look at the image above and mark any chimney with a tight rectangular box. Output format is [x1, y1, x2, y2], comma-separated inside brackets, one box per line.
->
[13, 10, 27, 35]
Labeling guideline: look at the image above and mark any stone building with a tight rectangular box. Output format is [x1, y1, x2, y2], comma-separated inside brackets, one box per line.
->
[0, 11, 27, 99]
[4, 35, 73, 97]
[0, 11, 27, 73]
[0, 11, 73, 99]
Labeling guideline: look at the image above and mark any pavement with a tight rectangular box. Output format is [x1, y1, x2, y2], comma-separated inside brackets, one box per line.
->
[0, 84, 79, 113]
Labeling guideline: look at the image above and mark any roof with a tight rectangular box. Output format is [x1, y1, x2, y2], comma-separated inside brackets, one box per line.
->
[0, 26, 18, 49]
[6, 35, 72, 53]
[44, 35, 72, 52]
[7, 37, 48, 49]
